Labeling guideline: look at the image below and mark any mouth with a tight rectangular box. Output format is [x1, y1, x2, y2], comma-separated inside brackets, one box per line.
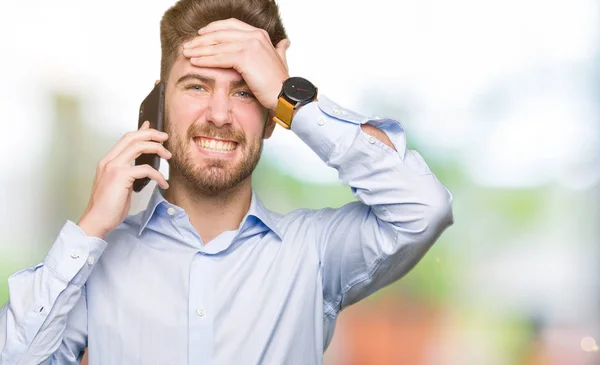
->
[193, 136, 239, 155]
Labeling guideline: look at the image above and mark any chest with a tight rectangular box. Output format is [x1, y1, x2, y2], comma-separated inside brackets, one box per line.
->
[85, 231, 324, 364]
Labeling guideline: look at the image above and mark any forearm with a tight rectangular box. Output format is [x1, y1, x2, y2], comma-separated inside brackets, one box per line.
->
[0, 221, 105, 364]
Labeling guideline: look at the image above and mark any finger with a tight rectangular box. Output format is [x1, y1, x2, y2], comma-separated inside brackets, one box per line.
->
[129, 164, 169, 189]
[111, 129, 168, 160]
[112, 140, 172, 167]
[198, 18, 256, 35]
[275, 39, 290, 71]
[183, 29, 252, 49]
[183, 42, 243, 59]
[190, 54, 237, 70]
[100, 129, 168, 170]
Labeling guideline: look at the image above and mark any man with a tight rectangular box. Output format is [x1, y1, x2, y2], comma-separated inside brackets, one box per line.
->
[0, 0, 453, 364]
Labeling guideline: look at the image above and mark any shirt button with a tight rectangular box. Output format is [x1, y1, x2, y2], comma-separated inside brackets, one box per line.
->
[317, 117, 325, 126]
[368, 136, 377, 144]
[87, 256, 95, 265]
[167, 207, 176, 216]
[197, 308, 205, 317]
[333, 107, 343, 116]
[70, 251, 80, 259]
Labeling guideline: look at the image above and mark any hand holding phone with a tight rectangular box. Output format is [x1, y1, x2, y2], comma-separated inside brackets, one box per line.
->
[76, 82, 170, 238]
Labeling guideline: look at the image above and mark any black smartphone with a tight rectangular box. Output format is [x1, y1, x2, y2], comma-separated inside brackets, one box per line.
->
[133, 81, 166, 193]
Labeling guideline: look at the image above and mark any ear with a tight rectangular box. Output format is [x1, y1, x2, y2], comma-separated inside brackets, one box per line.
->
[263, 111, 277, 139]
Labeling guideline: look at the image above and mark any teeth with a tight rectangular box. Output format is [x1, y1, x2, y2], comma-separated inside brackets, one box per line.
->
[195, 138, 236, 152]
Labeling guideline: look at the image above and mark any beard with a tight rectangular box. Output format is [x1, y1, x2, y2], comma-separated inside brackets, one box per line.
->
[164, 115, 264, 196]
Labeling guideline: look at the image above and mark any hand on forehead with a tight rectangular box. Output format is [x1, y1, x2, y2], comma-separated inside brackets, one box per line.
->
[177, 17, 291, 111]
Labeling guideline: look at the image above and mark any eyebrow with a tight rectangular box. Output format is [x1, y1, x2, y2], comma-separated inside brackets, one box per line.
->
[176, 74, 247, 89]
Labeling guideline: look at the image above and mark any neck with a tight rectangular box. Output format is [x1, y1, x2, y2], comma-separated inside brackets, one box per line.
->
[163, 171, 252, 245]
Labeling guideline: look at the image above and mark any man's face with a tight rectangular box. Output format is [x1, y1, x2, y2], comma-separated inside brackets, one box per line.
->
[164, 52, 272, 194]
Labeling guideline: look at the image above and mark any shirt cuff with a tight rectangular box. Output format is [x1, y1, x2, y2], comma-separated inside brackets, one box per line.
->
[291, 95, 366, 164]
[43, 220, 108, 286]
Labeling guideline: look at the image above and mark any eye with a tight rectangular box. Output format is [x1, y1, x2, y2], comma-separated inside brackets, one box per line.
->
[186, 84, 207, 92]
[235, 90, 254, 98]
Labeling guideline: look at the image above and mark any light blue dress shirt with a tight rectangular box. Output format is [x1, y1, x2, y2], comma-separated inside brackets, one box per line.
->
[0, 95, 453, 365]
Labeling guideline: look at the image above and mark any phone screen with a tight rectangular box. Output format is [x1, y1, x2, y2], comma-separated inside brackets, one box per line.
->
[133, 81, 165, 193]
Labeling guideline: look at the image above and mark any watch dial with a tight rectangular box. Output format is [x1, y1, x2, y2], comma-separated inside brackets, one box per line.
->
[283, 77, 316, 102]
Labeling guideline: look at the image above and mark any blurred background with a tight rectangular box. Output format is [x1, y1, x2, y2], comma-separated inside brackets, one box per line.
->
[1, 0, 599, 364]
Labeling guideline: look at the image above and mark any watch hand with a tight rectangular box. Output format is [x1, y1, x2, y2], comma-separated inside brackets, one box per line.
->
[296, 87, 309, 92]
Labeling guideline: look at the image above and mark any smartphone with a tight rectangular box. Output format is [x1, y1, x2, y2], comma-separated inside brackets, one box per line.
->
[133, 81, 166, 193]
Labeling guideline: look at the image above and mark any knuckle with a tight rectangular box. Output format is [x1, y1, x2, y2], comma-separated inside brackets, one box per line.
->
[250, 38, 262, 49]
[260, 29, 270, 42]
[252, 29, 263, 39]
[104, 165, 121, 180]
[105, 160, 117, 172]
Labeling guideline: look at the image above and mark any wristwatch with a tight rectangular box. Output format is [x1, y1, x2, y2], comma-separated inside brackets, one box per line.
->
[273, 77, 318, 129]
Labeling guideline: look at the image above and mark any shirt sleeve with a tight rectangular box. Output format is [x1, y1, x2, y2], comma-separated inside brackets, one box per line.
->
[0, 220, 107, 365]
[291, 95, 454, 317]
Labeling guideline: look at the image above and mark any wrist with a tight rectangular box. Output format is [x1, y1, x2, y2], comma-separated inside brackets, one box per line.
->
[77, 213, 108, 239]
[273, 77, 318, 129]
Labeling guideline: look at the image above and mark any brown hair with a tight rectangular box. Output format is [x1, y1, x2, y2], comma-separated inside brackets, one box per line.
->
[160, 0, 287, 82]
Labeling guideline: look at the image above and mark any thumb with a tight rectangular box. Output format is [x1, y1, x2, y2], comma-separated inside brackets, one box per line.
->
[275, 39, 290, 70]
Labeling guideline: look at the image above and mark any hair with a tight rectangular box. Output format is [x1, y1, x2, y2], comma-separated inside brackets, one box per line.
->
[160, 0, 287, 82]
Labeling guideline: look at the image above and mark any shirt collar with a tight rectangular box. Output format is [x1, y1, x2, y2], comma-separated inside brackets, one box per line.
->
[137, 185, 282, 239]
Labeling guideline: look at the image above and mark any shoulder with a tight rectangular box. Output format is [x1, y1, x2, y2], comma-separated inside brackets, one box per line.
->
[271, 200, 368, 236]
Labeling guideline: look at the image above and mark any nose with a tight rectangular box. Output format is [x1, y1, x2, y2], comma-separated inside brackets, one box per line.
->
[205, 92, 232, 128]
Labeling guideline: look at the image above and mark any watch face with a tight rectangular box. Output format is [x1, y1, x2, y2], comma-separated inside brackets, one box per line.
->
[283, 77, 317, 103]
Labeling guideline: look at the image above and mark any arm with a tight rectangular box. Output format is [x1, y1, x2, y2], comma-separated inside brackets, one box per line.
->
[291, 95, 454, 316]
[0, 221, 107, 365]
[0, 104, 170, 365]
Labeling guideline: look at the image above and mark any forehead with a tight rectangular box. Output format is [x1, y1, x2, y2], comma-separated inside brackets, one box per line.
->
[169, 51, 244, 84]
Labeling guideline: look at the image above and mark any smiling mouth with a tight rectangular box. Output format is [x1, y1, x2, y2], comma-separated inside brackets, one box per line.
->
[193, 137, 238, 153]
